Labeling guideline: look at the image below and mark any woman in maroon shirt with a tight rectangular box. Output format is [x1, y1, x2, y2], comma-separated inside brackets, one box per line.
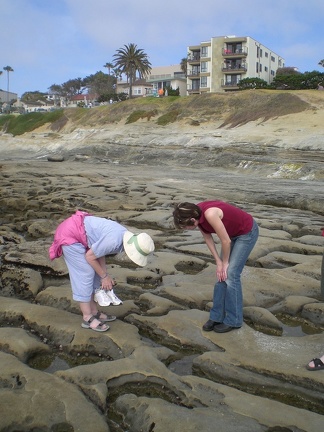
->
[173, 201, 259, 333]
[306, 228, 324, 371]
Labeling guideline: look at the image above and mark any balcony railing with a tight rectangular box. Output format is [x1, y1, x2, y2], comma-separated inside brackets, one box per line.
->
[147, 72, 186, 82]
[222, 47, 248, 56]
[221, 80, 240, 88]
[188, 54, 201, 62]
[149, 74, 172, 80]
[187, 85, 200, 92]
[187, 70, 200, 77]
[222, 65, 247, 72]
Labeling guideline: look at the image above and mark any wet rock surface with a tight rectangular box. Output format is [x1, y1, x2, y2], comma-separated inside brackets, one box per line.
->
[0, 116, 324, 431]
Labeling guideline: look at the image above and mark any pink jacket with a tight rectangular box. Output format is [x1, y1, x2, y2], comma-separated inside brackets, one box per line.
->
[49, 210, 90, 260]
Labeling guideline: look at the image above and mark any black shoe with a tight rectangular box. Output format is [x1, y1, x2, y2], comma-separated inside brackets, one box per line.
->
[202, 319, 220, 331]
[213, 323, 240, 333]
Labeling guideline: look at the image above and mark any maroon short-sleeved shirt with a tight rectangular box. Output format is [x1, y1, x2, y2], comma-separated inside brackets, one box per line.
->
[197, 201, 253, 238]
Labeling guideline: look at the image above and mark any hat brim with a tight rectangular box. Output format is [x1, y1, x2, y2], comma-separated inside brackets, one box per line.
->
[123, 231, 148, 267]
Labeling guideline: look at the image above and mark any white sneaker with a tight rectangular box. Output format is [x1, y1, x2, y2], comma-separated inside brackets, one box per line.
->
[106, 289, 123, 305]
[94, 289, 111, 306]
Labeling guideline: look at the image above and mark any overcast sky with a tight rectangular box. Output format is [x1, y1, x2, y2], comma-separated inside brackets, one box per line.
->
[1, 0, 323, 97]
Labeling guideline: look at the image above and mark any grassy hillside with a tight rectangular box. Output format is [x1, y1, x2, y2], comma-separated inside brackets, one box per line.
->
[0, 90, 322, 136]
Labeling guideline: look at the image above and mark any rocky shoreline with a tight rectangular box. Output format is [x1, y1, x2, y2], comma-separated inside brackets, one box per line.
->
[0, 107, 324, 431]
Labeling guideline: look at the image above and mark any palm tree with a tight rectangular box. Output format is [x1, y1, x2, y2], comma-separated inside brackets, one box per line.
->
[0, 71, 2, 107]
[319, 59, 324, 68]
[112, 67, 122, 81]
[3, 66, 14, 103]
[113, 43, 151, 98]
[111, 67, 123, 94]
[103, 62, 114, 75]
[180, 57, 188, 77]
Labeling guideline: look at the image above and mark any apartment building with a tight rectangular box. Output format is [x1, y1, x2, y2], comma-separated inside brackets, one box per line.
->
[187, 35, 284, 94]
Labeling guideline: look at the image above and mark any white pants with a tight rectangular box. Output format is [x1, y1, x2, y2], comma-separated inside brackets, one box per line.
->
[62, 243, 101, 302]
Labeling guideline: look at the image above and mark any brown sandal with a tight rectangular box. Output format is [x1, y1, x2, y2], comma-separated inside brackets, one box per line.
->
[81, 316, 109, 332]
[94, 311, 116, 322]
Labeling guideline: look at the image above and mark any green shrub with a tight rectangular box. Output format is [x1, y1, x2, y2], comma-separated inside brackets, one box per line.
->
[126, 110, 157, 124]
[238, 77, 268, 90]
[0, 110, 64, 136]
[156, 110, 179, 125]
[165, 86, 180, 96]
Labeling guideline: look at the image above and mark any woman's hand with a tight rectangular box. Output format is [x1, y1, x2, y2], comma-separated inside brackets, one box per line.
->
[216, 260, 229, 281]
[101, 275, 115, 290]
[203, 208, 231, 282]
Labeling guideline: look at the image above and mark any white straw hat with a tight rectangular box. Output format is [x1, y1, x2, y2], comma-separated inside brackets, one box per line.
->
[123, 231, 155, 267]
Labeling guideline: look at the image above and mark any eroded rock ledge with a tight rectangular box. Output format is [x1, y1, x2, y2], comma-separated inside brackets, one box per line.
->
[0, 154, 323, 431]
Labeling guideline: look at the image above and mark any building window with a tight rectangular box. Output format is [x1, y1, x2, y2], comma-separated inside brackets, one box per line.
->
[271, 70, 275, 76]
[200, 76, 207, 87]
[189, 50, 200, 61]
[225, 75, 240, 86]
[201, 62, 207, 73]
[256, 62, 259, 73]
[201, 46, 208, 57]
[265, 66, 268, 72]
[265, 52, 268, 58]
[191, 66, 200, 75]
[260, 49, 263, 57]
[260, 64, 262, 72]
[271, 56, 275, 62]
[235, 44, 242, 53]
[191, 79, 200, 90]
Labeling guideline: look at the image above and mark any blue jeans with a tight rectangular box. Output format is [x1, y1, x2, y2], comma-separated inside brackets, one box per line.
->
[210, 219, 259, 327]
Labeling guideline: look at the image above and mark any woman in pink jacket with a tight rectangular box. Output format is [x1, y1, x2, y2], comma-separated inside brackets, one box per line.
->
[49, 210, 154, 332]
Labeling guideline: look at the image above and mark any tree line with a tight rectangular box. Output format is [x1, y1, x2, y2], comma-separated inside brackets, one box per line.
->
[2, 48, 324, 110]
[20, 43, 152, 105]
[238, 63, 324, 90]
